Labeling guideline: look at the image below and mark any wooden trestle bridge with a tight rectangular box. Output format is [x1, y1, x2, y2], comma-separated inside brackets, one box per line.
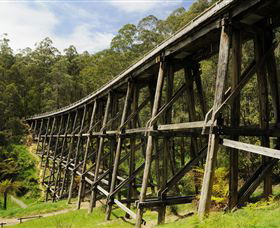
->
[26, 0, 280, 226]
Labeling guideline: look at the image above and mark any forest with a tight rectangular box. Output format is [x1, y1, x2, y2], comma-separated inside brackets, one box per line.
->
[0, 0, 280, 212]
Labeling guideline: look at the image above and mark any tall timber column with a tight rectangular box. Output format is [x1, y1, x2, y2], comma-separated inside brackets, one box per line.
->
[135, 59, 165, 228]
[46, 115, 63, 202]
[105, 81, 133, 220]
[88, 93, 112, 213]
[77, 101, 97, 209]
[53, 113, 71, 202]
[198, 20, 231, 218]
[229, 29, 241, 209]
[35, 119, 44, 155]
[68, 106, 87, 204]
[158, 63, 173, 225]
[255, 31, 271, 197]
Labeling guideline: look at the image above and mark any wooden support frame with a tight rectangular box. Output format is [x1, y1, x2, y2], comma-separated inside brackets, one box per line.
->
[135, 60, 165, 227]
[88, 93, 112, 213]
[25, 1, 280, 226]
[198, 21, 231, 218]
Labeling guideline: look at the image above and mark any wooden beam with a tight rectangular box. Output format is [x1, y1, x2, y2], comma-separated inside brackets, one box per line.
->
[198, 21, 231, 218]
[229, 29, 241, 210]
[105, 82, 133, 220]
[135, 61, 165, 228]
[89, 93, 111, 213]
[222, 139, 280, 159]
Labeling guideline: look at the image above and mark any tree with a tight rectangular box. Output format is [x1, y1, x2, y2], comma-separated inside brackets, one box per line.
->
[0, 180, 20, 210]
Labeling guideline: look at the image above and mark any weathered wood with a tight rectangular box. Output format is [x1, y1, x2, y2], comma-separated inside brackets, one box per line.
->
[89, 93, 111, 213]
[52, 113, 71, 202]
[68, 106, 87, 204]
[158, 63, 174, 225]
[235, 159, 278, 209]
[77, 102, 97, 209]
[255, 32, 271, 198]
[46, 115, 64, 202]
[60, 111, 78, 197]
[136, 61, 165, 228]
[198, 22, 231, 218]
[222, 139, 280, 159]
[229, 29, 241, 209]
[105, 82, 133, 220]
[35, 119, 44, 155]
[40, 118, 50, 163]
[126, 84, 139, 218]
[42, 117, 57, 183]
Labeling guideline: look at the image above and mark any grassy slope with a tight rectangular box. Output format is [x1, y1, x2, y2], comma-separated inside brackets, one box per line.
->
[8, 199, 280, 228]
[0, 199, 70, 218]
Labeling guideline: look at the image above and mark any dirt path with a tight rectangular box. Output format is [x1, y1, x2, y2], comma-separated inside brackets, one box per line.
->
[10, 196, 27, 209]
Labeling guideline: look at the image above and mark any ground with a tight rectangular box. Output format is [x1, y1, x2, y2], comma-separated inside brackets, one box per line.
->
[0, 196, 279, 227]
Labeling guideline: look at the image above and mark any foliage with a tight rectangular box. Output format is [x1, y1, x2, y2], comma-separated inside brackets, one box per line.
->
[0, 179, 21, 209]
[194, 167, 229, 206]
[0, 145, 40, 199]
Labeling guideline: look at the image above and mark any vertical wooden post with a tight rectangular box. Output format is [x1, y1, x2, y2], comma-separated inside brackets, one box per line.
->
[46, 115, 63, 202]
[42, 117, 56, 183]
[105, 81, 133, 220]
[40, 118, 50, 164]
[193, 62, 207, 118]
[184, 64, 199, 194]
[265, 28, 280, 147]
[158, 63, 174, 225]
[35, 119, 44, 155]
[88, 93, 111, 213]
[255, 32, 271, 198]
[126, 85, 139, 218]
[68, 106, 87, 204]
[53, 113, 70, 202]
[60, 111, 78, 197]
[77, 101, 97, 209]
[229, 29, 241, 209]
[198, 22, 231, 218]
[135, 60, 165, 228]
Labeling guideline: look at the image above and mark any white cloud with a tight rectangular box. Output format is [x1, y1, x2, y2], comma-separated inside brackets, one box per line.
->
[0, 2, 113, 53]
[54, 24, 114, 53]
[109, 0, 182, 13]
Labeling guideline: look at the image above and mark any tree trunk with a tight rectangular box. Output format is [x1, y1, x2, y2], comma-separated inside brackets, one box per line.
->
[3, 192, 7, 210]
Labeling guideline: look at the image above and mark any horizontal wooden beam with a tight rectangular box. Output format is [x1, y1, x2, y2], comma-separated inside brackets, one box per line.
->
[222, 139, 280, 159]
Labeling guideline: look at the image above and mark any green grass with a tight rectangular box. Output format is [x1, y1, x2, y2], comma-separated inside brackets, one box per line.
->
[0, 199, 70, 218]
[0, 196, 21, 211]
[7, 199, 280, 228]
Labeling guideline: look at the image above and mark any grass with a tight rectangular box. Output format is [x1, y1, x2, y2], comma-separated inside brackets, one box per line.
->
[0, 199, 70, 218]
[0, 196, 21, 211]
[6, 198, 280, 228]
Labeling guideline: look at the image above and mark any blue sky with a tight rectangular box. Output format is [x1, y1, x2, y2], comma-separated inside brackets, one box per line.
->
[0, 0, 195, 53]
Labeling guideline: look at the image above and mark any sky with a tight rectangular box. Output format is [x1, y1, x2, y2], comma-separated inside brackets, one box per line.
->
[0, 0, 195, 54]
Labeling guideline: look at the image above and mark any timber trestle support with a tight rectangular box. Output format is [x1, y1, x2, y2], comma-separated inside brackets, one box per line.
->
[27, 0, 280, 227]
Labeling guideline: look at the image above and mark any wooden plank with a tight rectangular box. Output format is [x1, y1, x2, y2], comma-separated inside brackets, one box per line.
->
[222, 139, 280, 159]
